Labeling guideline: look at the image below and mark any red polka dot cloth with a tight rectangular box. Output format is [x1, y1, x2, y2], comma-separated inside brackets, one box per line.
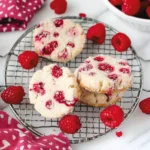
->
[0, 111, 71, 150]
[0, 0, 46, 32]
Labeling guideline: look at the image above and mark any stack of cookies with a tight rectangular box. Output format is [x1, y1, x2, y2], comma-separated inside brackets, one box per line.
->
[75, 55, 132, 107]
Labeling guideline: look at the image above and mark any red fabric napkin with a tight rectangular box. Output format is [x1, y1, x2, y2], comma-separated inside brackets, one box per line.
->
[0, 0, 46, 32]
[0, 111, 71, 150]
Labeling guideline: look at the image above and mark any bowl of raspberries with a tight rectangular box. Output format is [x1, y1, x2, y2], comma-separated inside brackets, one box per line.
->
[104, 0, 150, 32]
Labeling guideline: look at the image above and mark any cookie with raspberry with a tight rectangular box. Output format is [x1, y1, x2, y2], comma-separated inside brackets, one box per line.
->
[75, 55, 132, 94]
[29, 64, 80, 118]
[33, 19, 86, 62]
[80, 88, 124, 107]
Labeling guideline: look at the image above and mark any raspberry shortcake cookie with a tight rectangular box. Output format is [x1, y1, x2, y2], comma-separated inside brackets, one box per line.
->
[33, 19, 86, 62]
[29, 64, 80, 118]
[75, 55, 132, 94]
[80, 88, 124, 107]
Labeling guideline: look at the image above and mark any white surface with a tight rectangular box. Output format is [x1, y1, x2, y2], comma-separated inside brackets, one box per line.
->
[0, 0, 150, 150]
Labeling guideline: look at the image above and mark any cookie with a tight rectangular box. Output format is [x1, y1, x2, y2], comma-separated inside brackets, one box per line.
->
[29, 64, 80, 119]
[80, 88, 124, 107]
[33, 19, 86, 62]
[75, 55, 132, 94]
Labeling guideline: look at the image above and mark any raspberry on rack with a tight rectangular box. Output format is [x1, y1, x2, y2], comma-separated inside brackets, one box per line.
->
[86, 23, 106, 44]
[18, 51, 39, 70]
[58, 115, 82, 134]
[100, 105, 124, 128]
[1, 86, 25, 104]
[111, 33, 131, 52]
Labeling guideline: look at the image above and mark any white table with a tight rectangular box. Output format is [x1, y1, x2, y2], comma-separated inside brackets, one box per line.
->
[0, 1, 150, 150]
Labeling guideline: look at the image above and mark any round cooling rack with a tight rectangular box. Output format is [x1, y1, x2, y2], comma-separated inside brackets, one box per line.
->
[4, 16, 143, 144]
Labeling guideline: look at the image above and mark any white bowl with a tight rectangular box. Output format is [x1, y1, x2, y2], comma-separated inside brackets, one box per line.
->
[104, 0, 150, 32]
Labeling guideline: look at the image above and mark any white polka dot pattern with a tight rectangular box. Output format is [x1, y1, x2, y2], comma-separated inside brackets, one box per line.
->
[0, 0, 46, 32]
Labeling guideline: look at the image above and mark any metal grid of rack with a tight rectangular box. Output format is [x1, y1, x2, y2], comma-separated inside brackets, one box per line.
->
[4, 16, 143, 144]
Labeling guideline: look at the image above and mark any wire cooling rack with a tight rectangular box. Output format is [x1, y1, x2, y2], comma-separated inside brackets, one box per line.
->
[4, 16, 143, 144]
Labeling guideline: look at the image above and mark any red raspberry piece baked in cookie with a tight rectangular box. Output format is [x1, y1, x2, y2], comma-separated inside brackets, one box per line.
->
[51, 65, 63, 78]
[98, 63, 114, 73]
[75, 55, 132, 94]
[33, 19, 85, 62]
[42, 41, 58, 55]
[100, 105, 124, 128]
[30, 82, 45, 95]
[29, 64, 80, 118]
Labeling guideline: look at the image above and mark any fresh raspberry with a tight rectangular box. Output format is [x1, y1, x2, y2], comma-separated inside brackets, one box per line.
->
[79, 64, 93, 72]
[59, 115, 82, 134]
[1, 86, 25, 104]
[45, 100, 53, 110]
[54, 19, 64, 27]
[50, 0, 67, 14]
[42, 41, 58, 55]
[146, 6, 150, 18]
[119, 61, 129, 66]
[79, 13, 86, 18]
[108, 74, 118, 80]
[18, 51, 39, 70]
[119, 68, 130, 74]
[54, 91, 65, 103]
[30, 82, 45, 95]
[94, 56, 104, 62]
[122, 0, 141, 16]
[116, 131, 123, 137]
[51, 65, 63, 78]
[67, 42, 75, 48]
[100, 105, 124, 128]
[139, 97, 150, 114]
[58, 49, 68, 59]
[53, 32, 59, 37]
[98, 63, 114, 73]
[35, 31, 50, 41]
[111, 33, 131, 52]
[109, 0, 122, 6]
[87, 23, 106, 44]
